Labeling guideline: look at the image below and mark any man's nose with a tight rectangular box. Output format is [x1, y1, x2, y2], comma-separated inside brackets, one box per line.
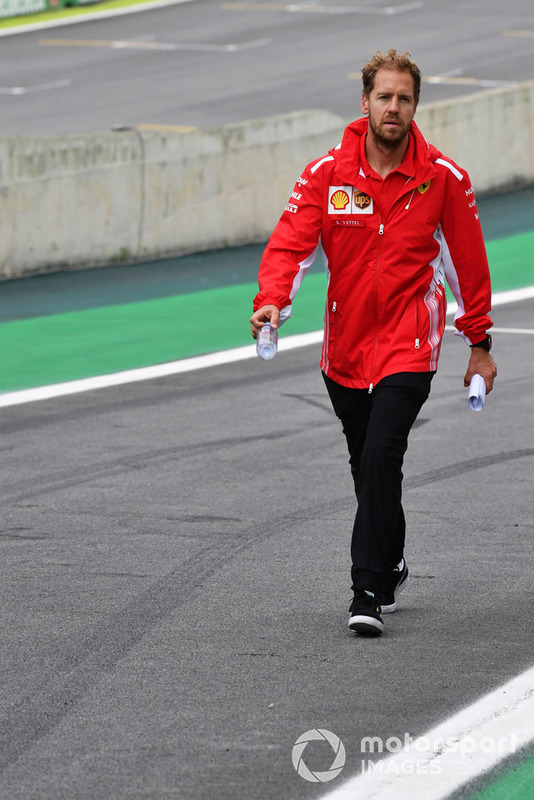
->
[387, 97, 400, 113]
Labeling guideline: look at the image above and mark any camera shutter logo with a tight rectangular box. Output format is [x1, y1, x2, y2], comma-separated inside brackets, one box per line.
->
[292, 729, 346, 782]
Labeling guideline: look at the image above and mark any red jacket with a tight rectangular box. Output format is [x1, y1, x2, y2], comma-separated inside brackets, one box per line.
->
[254, 118, 493, 390]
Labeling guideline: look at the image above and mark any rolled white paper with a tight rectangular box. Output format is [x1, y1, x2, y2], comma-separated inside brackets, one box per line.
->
[468, 373, 486, 411]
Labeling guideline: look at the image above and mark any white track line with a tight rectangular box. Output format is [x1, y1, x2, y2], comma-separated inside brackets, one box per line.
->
[422, 75, 516, 88]
[0, 287, 533, 409]
[0, 79, 72, 94]
[38, 36, 272, 51]
[488, 286, 534, 306]
[317, 664, 534, 800]
[0, 332, 323, 408]
[222, 2, 423, 15]
[446, 325, 534, 336]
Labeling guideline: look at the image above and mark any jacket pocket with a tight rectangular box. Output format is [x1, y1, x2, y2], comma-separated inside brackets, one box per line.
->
[325, 299, 338, 368]
[414, 301, 421, 350]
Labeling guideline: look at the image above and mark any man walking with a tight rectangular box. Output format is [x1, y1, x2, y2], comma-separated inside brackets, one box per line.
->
[250, 50, 497, 636]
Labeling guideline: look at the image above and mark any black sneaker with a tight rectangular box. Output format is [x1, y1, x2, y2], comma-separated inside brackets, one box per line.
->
[348, 590, 384, 636]
[380, 559, 409, 614]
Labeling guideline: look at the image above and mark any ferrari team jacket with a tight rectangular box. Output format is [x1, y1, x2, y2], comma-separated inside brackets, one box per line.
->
[253, 117, 493, 390]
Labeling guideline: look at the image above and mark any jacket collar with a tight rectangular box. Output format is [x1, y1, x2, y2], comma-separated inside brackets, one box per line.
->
[332, 117, 440, 187]
[359, 129, 416, 180]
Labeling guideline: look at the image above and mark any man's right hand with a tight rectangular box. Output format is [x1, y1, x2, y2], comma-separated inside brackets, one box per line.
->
[250, 304, 280, 339]
[464, 347, 497, 394]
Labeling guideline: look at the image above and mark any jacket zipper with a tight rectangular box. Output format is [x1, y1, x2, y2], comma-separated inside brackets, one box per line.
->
[401, 185, 425, 351]
[325, 300, 337, 373]
[368, 181, 429, 374]
[369, 220, 385, 393]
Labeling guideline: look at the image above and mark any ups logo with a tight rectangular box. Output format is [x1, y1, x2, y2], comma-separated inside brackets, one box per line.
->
[353, 191, 371, 209]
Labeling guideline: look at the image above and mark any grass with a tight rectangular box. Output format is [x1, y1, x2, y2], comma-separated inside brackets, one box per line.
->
[0, 0, 165, 29]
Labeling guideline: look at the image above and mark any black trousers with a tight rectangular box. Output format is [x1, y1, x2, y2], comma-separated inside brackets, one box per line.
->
[323, 371, 434, 595]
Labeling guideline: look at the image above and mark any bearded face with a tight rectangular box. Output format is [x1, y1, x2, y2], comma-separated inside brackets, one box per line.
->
[361, 69, 417, 152]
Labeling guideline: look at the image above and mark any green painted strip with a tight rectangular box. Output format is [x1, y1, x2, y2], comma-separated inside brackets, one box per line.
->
[479, 185, 534, 242]
[467, 751, 534, 800]
[0, 244, 266, 323]
[1, 229, 532, 394]
[485, 230, 534, 294]
[0, 0, 165, 29]
[0, 276, 327, 393]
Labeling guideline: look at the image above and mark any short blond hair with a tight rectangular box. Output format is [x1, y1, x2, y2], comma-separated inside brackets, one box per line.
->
[361, 49, 421, 105]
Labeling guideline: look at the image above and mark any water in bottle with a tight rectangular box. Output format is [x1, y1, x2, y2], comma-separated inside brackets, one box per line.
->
[256, 323, 278, 360]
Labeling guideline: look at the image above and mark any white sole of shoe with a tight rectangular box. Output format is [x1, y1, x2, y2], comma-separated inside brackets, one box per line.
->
[348, 614, 384, 635]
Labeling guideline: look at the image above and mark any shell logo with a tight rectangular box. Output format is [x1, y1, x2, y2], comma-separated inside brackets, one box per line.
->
[330, 190, 350, 211]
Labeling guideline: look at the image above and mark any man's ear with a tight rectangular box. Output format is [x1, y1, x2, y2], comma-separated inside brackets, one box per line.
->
[361, 91, 369, 116]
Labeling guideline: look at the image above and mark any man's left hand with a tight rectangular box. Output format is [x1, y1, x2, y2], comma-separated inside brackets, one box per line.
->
[464, 348, 497, 394]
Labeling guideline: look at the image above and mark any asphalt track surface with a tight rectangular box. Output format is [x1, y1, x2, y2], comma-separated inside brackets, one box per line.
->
[2, 2, 534, 798]
[1, 0, 534, 135]
[1, 294, 534, 799]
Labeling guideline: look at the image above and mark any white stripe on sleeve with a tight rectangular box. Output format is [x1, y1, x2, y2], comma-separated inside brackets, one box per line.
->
[435, 157, 463, 181]
[289, 244, 320, 301]
[277, 244, 320, 326]
[436, 225, 471, 344]
[310, 155, 334, 174]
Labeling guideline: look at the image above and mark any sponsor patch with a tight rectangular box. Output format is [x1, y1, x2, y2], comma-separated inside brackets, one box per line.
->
[285, 203, 298, 214]
[353, 191, 372, 212]
[328, 186, 373, 215]
[417, 180, 431, 195]
[330, 189, 350, 211]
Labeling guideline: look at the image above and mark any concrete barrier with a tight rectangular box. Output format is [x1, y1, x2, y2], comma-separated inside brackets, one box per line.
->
[0, 110, 345, 279]
[1, 80, 533, 279]
[415, 80, 534, 192]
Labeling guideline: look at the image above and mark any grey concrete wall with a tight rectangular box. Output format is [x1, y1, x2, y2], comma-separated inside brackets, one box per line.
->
[0, 134, 143, 279]
[0, 110, 345, 279]
[1, 81, 533, 279]
[139, 110, 345, 262]
[415, 80, 534, 192]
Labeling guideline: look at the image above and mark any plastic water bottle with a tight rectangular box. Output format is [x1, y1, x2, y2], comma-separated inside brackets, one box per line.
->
[256, 323, 278, 360]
